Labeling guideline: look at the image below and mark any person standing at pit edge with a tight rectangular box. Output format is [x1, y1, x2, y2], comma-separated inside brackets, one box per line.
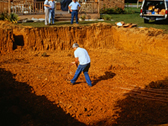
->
[44, 0, 51, 25]
[49, 0, 55, 25]
[67, 43, 92, 87]
[68, 0, 81, 24]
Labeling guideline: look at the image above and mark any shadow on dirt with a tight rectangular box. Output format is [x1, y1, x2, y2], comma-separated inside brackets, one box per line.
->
[111, 77, 168, 126]
[13, 35, 24, 50]
[92, 71, 116, 86]
[0, 68, 86, 126]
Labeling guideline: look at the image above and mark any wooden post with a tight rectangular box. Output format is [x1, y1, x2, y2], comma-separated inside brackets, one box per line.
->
[137, 0, 139, 8]
[32, 0, 33, 13]
[0, 1, 1, 13]
[8, 0, 11, 14]
[35, 1, 36, 13]
[98, 0, 99, 14]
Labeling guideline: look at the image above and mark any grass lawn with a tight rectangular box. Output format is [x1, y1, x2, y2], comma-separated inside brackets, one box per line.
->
[125, 3, 142, 6]
[17, 21, 100, 27]
[16, 7, 168, 34]
[110, 7, 168, 33]
[109, 13, 168, 33]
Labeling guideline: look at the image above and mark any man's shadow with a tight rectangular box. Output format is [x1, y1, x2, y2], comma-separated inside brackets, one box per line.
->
[92, 71, 116, 86]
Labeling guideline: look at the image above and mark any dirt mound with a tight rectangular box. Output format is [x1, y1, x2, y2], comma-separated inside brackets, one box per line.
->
[90, 22, 112, 26]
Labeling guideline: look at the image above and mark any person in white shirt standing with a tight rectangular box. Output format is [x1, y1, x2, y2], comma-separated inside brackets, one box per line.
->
[49, 0, 55, 25]
[67, 43, 92, 87]
[44, 0, 51, 25]
[68, 0, 81, 24]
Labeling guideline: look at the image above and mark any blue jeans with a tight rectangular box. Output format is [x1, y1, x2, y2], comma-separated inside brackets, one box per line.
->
[71, 10, 78, 24]
[49, 8, 55, 24]
[71, 63, 92, 86]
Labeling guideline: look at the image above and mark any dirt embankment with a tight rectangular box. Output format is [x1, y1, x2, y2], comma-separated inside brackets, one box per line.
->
[0, 21, 168, 59]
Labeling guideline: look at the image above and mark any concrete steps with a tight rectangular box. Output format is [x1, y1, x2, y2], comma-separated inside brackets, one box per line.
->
[55, 13, 71, 21]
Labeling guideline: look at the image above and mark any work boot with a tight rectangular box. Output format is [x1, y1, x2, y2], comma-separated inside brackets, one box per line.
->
[66, 79, 74, 85]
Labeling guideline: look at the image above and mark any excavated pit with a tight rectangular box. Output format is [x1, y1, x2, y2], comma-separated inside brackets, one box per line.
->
[0, 21, 168, 126]
[0, 21, 168, 59]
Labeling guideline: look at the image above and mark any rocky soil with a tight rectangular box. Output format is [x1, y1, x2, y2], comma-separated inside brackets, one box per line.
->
[0, 21, 168, 126]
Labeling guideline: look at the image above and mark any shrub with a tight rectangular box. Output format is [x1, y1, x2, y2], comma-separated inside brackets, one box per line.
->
[106, 8, 115, 14]
[100, 6, 139, 14]
[124, 9, 136, 14]
[114, 7, 125, 14]
[9, 13, 19, 23]
[101, 14, 112, 21]
[100, 7, 125, 14]
[0, 12, 18, 23]
[80, 14, 86, 21]
[0, 12, 8, 20]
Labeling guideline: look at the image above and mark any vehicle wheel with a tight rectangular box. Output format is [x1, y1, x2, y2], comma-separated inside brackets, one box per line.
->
[144, 19, 149, 23]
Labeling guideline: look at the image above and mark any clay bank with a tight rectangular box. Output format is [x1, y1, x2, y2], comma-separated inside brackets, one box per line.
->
[0, 21, 168, 59]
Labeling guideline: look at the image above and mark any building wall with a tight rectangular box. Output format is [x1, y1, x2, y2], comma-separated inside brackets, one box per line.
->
[0, 0, 125, 14]
[80, 0, 125, 13]
[99, 0, 125, 9]
[125, 0, 143, 3]
[0, 1, 9, 13]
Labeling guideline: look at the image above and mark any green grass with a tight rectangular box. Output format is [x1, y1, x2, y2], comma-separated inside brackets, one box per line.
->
[16, 21, 100, 27]
[124, 7, 141, 13]
[17, 21, 71, 27]
[125, 3, 142, 6]
[15, 7, 168, 34]
[102, 7, 168, 33]
[109, 13, 168, 33]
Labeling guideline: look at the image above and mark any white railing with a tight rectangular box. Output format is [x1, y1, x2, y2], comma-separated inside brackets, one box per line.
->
[0, 0, 99, 14]
[10, 1, 45, 14]
[0, 1, 8, 13]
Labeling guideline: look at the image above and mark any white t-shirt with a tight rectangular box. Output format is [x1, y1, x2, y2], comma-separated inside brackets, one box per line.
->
[68, 1, 81, 10]
[49, 1, 55, 9]
[44, 0, 49, 10]
[74, 47, 90, 65]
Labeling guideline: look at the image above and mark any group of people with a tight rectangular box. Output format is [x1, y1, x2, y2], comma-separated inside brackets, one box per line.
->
[44, 1, 91, 86]
[44, 0, 81, 25]
[68, 1, 91, 86]
[44, 0, 55, 25]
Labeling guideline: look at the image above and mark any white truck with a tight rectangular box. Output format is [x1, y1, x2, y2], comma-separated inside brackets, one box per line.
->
[140, 0, 168, 23]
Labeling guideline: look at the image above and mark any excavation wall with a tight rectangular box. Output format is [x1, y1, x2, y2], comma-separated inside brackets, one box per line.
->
[0, 27, 14, 53]
[0, 21, 168, 59]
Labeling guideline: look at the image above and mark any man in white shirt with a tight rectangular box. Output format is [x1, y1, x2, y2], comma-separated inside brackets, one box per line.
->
[67, 43, 92, 87]
[44, 0, 50, 25]
[68, 0, 81, 24]
[49, 0, 55, 24]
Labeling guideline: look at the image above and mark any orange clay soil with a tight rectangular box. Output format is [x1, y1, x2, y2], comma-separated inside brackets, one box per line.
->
[0, 21, 168, 126]
[0, 47, 168, 126]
